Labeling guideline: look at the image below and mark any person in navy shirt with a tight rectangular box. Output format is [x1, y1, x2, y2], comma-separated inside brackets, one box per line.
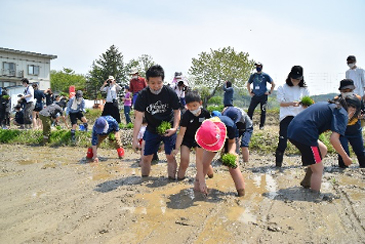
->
[246, 62, 275, 130]
[288, 94, 361, 192]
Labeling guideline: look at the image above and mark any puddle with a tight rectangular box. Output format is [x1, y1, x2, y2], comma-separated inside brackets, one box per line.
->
[264, 173, 278, 199]
[228, 206, 257, 224]
[32, 191, 46, 198]
[252, 174, 262, 187]
[18, 159, 39, 165]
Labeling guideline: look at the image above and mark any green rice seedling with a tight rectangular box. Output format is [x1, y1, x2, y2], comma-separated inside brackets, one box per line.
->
[221, 153, 238, 169]
[157, 121, 171, 135]
[300, 96, 314, 106]
[126, 122, 134, 129]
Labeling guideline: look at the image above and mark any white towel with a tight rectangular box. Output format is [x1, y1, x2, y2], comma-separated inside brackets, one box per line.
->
[71, 97, 82, 110]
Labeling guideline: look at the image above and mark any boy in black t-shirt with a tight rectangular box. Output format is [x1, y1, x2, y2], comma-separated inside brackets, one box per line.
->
[172, 91, 213, 180]
[133, 65, 181, 179]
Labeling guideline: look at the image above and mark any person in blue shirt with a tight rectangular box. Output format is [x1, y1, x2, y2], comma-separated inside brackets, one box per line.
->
[287, 94, 361, 192]
[86, 115, 125, 162]
[246, 62, 275, 130]
[223, 80, 234, 107]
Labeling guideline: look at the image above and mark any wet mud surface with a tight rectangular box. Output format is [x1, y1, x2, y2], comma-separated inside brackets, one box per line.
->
[1, 143, 365, 244]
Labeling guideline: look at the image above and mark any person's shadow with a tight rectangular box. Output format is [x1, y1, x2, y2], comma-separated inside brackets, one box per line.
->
[94, 176, 176, 193]
[262, 186, 338, 203]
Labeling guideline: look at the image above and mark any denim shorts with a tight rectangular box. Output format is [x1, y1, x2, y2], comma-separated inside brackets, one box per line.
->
[143, 130, 176, 156]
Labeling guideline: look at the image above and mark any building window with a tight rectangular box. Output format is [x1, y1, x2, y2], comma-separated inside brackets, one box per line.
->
[28, 65, 40, 75]
[3, 81, 16, 87]
[3, 62, 16, 76]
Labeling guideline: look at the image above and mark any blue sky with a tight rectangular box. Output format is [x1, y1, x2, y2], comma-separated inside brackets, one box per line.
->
[1, 0, 365, 94]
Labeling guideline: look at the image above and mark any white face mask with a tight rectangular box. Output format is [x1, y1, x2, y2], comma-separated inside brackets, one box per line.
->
[348, 63, 356, 69]
[341, 92, 353, 98]
[132, 75, 138, 79]
[150, 87, 162, 95]
[190, 108, 201, 116]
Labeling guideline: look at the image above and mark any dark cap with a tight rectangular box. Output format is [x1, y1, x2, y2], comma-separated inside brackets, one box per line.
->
[347, 55, 356, 62]
[124, 85, 130, 90]
[338, 79, 355, 90]
[290, 66, 303, 80]
[222, 107, 242, 123]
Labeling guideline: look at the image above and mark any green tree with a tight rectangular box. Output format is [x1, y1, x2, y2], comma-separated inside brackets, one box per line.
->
[125, 54, 156, 79]
[188, 46, 255, 107]
[86, 45, 127, 99]
[50, 68, 86, 95]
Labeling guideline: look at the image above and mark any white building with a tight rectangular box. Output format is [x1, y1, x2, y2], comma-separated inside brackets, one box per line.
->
[0, 47, 57, 89]
[0, 47, 57, 108]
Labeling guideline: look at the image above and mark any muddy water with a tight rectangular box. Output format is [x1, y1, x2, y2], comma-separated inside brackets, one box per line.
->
[1, 144, 365, 243]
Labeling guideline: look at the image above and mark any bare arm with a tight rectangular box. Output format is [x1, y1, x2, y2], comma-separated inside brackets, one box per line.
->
[330, 132, 352, 166]
[172, 126, 186, 156]
[280, 101, 300, 107]
[165, 109, 181, 137]
[246, 82, 252, 94]
[226, 138, 237, 155]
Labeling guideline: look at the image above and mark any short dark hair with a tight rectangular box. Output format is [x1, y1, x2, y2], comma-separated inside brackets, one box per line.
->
[347, 55, 356, 62]
[146, 65, 165, 81]
[21, 78, 29, 84]
[285, 74, 307, 87]
[226, 81, 232, 88]
[185, 90, 201, 104]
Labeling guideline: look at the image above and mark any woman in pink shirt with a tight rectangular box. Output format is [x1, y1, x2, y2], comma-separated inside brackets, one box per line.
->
[123, 86, 132, 124]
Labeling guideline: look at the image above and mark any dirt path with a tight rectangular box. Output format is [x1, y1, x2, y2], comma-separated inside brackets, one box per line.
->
[0, 144, 365, 244]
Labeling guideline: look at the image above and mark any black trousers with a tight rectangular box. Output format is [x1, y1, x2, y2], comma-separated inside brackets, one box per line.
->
[276, 116, 294, 153]
[102, 102, 121, 123]
[247, 94, 268, 127]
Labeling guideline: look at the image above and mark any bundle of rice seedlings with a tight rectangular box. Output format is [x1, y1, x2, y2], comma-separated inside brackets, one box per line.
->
[157, 121, 171, 135]
[221, 153, 238, 169]
[300, 96, 314, 106]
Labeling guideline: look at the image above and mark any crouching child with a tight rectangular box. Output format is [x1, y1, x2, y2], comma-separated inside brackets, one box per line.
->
[86, 116, 125, 162]
[195, 116, 246, 197]
[39, 103, 66, 144]
[288, 94, 361, 192]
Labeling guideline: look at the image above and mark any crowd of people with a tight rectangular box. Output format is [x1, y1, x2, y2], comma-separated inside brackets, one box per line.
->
[1, 55, 364, 197]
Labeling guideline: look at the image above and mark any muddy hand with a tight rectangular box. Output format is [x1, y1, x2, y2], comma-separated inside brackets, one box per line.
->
[132, 141, 140, 153]
[171, 149, 178, 157]
[344, 156, 352, 166]
[165, 128, 177, 137]
[200, 182, 208, 196]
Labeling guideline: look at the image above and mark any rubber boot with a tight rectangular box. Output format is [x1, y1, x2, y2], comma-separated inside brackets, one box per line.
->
[275, 150, 283, 167]
[42, 136, 49, 145]
[117, 147, 125, 159]
[356, 155, 365, 168]
[83, 123, 88, 132]
[71, 129, 76, 143]
[86, 147, 93, 159]
[300, 167, 312, 188]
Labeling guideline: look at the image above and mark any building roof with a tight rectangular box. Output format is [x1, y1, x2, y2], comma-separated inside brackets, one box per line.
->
[0, 47, 57, 60]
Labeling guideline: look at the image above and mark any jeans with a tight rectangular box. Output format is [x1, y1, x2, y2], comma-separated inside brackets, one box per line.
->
[247, 94, 268, 127]
[124, 106, 131, 124]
